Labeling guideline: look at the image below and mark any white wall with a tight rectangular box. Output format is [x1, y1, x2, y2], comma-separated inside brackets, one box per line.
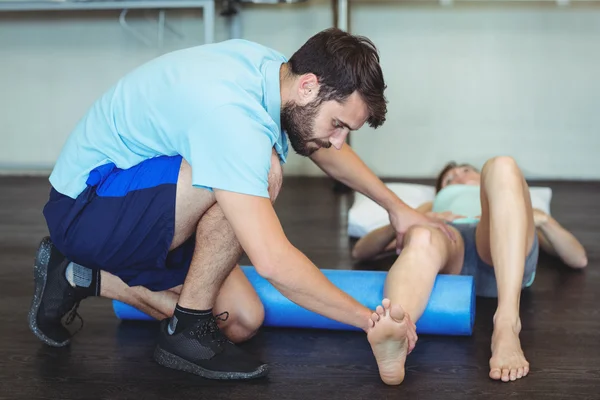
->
[350, 4, 600, 180]
[1, 2, 599, 179]
[0, 2, 333, 176]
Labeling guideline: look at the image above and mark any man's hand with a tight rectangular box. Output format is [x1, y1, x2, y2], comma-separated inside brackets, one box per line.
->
[388, 207, 456, 253]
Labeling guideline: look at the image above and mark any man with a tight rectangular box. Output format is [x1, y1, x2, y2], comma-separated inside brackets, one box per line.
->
[29, 28, 451, 380]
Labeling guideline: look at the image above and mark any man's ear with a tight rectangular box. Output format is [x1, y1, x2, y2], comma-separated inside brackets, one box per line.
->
[297, 73, 319, 105]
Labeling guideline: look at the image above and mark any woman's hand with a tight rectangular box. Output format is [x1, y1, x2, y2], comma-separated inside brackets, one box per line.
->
[425, 211, 466, 223]
[533, 208, 550, 228]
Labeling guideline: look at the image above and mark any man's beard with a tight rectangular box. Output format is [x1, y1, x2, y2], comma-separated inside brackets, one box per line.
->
[281, 100, 331, 157]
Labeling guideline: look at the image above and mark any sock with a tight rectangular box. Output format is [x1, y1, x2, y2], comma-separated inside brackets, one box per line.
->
[169, 304, 212, 335]
[65, 262, 101, 297]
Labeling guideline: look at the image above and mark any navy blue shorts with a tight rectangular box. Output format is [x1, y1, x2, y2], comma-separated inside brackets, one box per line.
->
[43, 155, 195, 291]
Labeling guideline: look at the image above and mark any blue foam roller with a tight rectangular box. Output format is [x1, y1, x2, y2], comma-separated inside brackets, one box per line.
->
[113, 266, 475, 336]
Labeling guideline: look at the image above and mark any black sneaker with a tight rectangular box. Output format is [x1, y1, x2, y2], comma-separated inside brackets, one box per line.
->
[28, 237, 87, 347]
[154, 313, 269, 380]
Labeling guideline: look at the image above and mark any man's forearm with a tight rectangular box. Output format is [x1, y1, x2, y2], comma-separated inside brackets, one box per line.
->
[264, 243, 373, 331]
[310, 143, 409, 212]
[214, 190, 374, 331]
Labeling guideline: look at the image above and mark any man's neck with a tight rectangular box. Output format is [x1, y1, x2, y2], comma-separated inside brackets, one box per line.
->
[279, 63, 295, 106]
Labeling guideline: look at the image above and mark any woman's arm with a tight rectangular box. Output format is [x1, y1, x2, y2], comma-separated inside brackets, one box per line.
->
[352, 224, 397, 261]
[417, 202, 433, 214]
[534, 209, 588, 269]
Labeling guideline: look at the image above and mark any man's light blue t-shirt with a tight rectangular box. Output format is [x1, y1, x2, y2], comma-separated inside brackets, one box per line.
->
[50, 39, 289, 199]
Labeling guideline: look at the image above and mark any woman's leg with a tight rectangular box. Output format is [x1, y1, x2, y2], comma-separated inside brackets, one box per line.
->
[475, 156, 537, 382]
[368, 224, 465, 385]
[384, 225, 465, 323]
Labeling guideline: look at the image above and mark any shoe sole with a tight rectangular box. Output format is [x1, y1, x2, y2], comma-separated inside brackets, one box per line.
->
[153, 346, 269, 380]
[28, 237, 70, 348]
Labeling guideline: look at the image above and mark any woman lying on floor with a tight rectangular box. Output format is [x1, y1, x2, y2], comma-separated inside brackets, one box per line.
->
[355, 157, 587, 385]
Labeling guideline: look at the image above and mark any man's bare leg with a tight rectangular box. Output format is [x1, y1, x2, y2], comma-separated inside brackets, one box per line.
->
[94, 155, 243, 323]
[101, 150, 281, 345]
[157, 265, 266, 343]
[31, 151, 280, 352]
[101, 265, 264, 344]
[171, 149, 280, 331]
[149, 151, 282, 379]
[475, 156, 537, 382]
[94, 157, 243, 325]
[367, 225, 465, 385]
[212, 266, 265, 343]
[175, 201, 243, 311]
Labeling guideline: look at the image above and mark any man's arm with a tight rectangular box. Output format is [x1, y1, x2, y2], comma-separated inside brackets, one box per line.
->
[310, 144, 455, 248]
[310, 143, 406, 212]
[214, 189, 374, 332]
[416, 202, 433, 214]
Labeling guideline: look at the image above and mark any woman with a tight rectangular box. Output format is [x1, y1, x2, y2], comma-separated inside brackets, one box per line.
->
[356, 157, 587, 386]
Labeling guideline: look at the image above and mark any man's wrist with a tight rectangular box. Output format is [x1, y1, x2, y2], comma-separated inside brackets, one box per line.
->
[383, 196, 410, 215]
[358, 306, 374, 332]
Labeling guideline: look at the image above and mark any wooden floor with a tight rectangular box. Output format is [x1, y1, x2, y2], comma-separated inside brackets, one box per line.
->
[0, 176, 598, 400]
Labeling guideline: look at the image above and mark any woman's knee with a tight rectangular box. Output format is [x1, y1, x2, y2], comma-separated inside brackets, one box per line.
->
[403, 225, 448, 263]
[482, 156, 521, 179]
[404, 225, 435, 248]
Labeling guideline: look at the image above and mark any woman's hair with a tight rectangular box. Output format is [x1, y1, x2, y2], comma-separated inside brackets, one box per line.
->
[435, 162, 479, 193]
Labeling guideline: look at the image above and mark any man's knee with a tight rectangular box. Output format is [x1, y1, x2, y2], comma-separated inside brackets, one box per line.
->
[267, 150, 283, 204]
[171, 159, 218, 249]
[222, 299, 265, 343]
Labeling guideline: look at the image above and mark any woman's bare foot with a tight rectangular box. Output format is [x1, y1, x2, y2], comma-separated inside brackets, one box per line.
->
[489, 319, 530, 382]
[367, 298, 412, 385]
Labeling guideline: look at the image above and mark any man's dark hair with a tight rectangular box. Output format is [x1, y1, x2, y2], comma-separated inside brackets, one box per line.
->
[288, 28, 387, 128]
